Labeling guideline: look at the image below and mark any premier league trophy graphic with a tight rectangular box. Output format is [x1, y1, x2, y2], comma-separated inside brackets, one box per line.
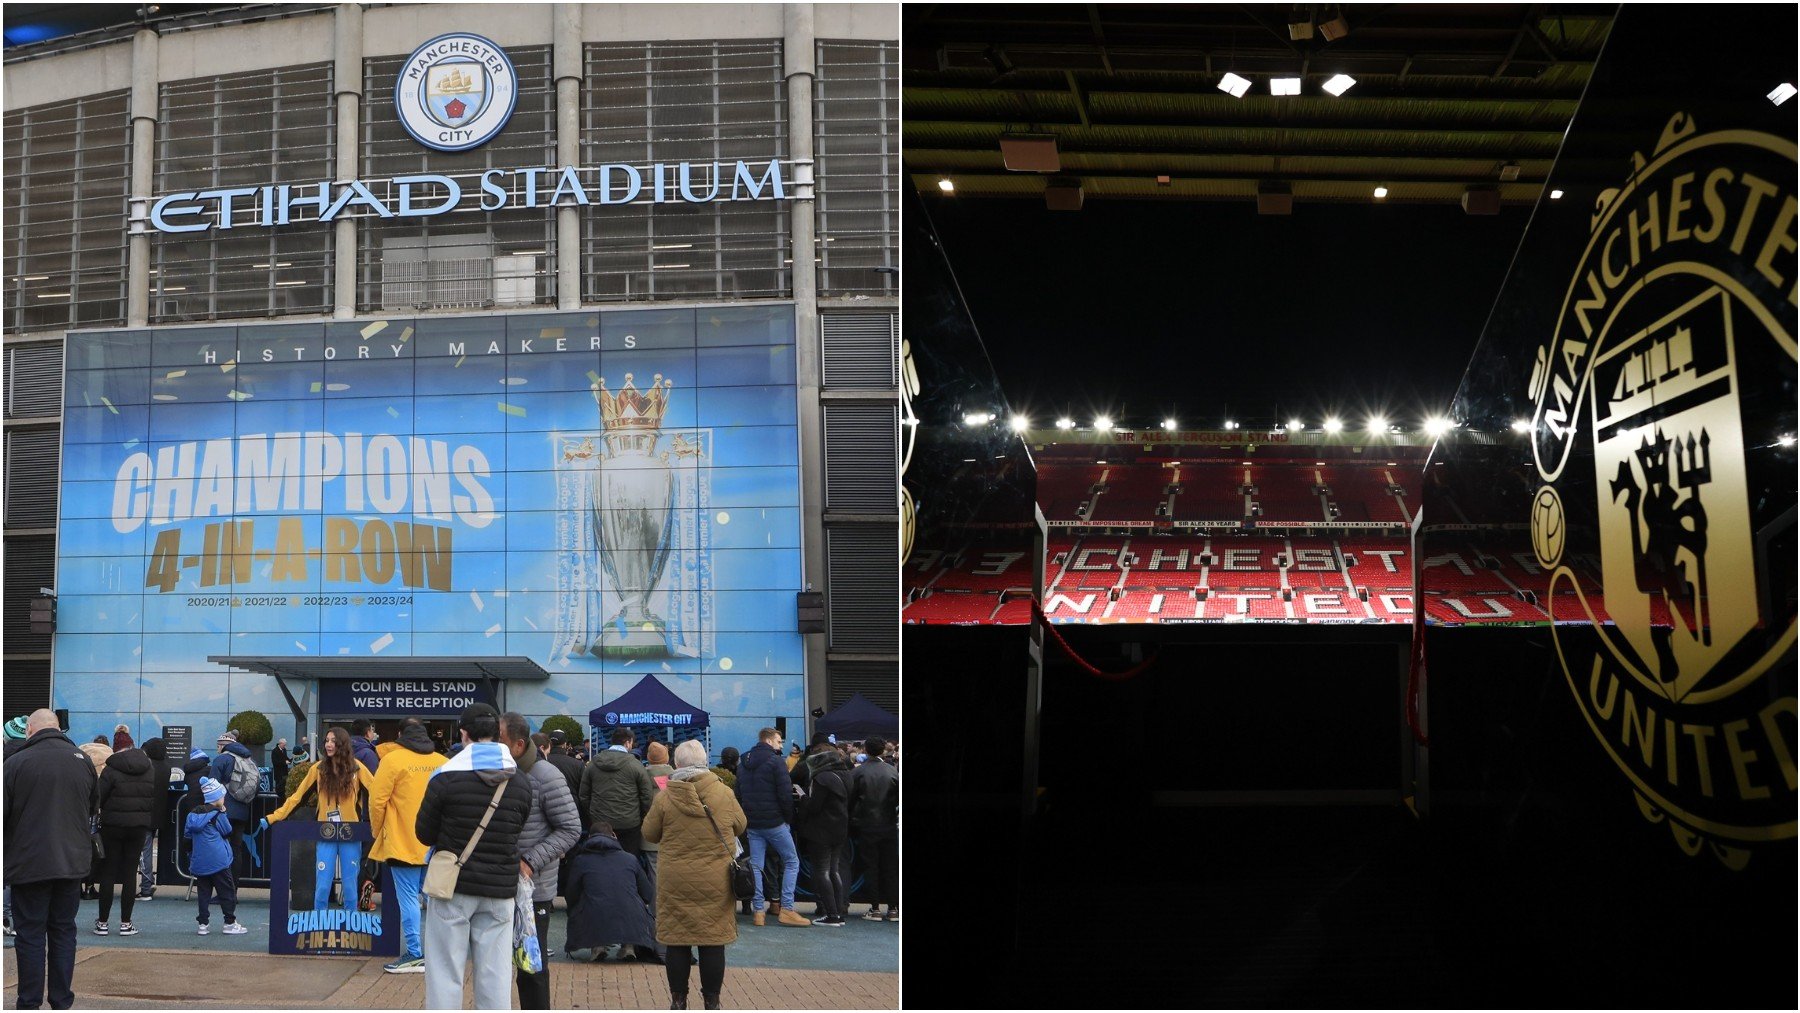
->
[588, 373, 677, 658]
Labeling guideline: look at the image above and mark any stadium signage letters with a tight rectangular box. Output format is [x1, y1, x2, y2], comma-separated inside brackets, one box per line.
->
[319, 679, 492, 715]
[141, 160, 795, 235]
[604, 710, 694, 725]
[1531, 115, 1796, 864]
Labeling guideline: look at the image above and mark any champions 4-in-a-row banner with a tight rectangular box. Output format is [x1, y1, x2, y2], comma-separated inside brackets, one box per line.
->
[52, 307, 807, 736]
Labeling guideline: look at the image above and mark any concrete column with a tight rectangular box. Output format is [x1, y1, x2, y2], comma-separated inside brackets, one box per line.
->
[554, 4, 583, 309]
[332, 4, 364, 320]
[785, 5, 829, 719]
[127, 29, 159, 327]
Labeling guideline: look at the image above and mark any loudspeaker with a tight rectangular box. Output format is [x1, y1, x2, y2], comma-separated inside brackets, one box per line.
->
[1000, 133, 1060, 172]
[1462, 186, 1501, 215]
[1257, 182, 1293, 215]
[1044, 178, 1084, 211]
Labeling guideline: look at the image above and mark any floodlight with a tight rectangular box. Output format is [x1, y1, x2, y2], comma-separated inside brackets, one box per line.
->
[1094, 416, 1114, 432]
[1270, 77, 1302, 97]
[1374, 186, 1388, 199]
[1009, 415, 1030, 432]
[1550, 189, 1564, 199]
[1322, 74, 1356, 97]
[962, 412, 993, 427]
[1770, 83, 1797, 106]
[1055, 417, 1074, 430]
[1510, 419, 1533, 434]
[1366, 416, 1388, 434]
[1286, 419, 1303, 432]
[1779, 434, 1796, 447]
[1163, 419, 1178, 431]
[1424, 417, 1452, 437]
[1323, 417, 1343, 433]
[1217, 72, 1251, 99]
[937, 178, 954, 192]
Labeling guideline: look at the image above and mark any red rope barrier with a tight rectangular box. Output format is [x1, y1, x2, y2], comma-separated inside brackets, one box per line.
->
[1031, 599, 1157, 681]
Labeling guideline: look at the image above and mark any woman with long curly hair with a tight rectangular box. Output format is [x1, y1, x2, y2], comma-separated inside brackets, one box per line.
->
[262, 727, 376, 910]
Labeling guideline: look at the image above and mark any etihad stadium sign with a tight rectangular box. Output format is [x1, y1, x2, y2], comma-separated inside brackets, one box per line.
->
[133, 159, 804, 235]
[131, 31, 810, 236]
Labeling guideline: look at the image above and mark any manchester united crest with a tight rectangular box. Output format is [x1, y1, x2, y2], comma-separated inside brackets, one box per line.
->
[1529, 114, 1797, 867]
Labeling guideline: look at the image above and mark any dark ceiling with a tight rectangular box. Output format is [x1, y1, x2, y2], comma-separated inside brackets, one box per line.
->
[903, 4, 1618, 209]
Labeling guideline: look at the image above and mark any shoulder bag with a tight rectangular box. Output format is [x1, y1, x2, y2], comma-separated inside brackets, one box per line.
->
[423, 780, 508, 900]
[701, 801, 755, 901]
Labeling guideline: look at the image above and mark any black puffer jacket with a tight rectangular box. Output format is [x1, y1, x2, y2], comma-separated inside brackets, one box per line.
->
[414, 751, 532, 899]
[797, 752, 854, 846]
[733, 741, 794, 830]
[98, 747, 158, 831]
[179, 754, 212, 819]
[142, 738, 172, 832]
[564, 831, 657, 951]
[3, 730, 99, 884]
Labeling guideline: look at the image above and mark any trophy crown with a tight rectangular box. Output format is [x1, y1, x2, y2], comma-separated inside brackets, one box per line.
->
[593, 372, 674, 431]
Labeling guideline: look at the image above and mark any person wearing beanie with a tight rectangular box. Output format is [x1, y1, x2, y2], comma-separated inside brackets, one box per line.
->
[93, 740, 156, 936]
[208, 730, 258, 870]
[708, 747, 739, 790]
[180, 748, 213, 822]
[112, 724, 134, 753]
[184, 779, 245, 935]
[2, 716, 30, 761]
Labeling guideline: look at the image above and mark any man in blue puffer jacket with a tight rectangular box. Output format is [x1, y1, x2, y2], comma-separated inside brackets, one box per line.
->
[733, 728, 809, 927]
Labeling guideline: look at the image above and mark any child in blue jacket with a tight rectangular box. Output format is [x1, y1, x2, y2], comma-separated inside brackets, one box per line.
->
[184, 778, 247, 935]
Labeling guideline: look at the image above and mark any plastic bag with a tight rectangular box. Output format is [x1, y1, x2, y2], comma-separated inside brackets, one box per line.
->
[513, 875, 543, 974]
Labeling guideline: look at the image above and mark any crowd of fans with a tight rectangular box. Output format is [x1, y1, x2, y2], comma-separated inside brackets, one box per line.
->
[2, 708, 899, 1010]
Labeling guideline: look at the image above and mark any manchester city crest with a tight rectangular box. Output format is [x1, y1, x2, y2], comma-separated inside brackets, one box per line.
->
[394, 32, 517, 153]
[1530, 114, 1797, 867]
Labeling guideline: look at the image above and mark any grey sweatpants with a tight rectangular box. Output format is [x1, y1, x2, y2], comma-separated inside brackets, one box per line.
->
[424, 891, 514, 1010]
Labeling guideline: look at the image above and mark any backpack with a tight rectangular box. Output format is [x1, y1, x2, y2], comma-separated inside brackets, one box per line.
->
[225, 752, 261, 803]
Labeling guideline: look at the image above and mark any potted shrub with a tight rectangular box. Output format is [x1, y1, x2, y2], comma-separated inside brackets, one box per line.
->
[226, 710, 274, 764]
[540, 714, 584, 747]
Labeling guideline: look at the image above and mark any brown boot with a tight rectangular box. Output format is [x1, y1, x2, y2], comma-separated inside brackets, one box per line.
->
[777, 907, 812, 927]
[752, 909, 765, 927]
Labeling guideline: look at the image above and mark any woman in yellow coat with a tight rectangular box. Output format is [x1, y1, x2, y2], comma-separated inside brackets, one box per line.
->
[644, 739, 748, 1010]
[261, 727, 375, 910]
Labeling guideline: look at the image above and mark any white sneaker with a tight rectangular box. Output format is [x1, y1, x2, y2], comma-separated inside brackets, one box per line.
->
[221, 922, 248, 935]
[196, 923, 210, 935]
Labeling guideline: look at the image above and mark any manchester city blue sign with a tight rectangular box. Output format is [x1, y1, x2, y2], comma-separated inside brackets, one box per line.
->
[395, 32, 518, 153]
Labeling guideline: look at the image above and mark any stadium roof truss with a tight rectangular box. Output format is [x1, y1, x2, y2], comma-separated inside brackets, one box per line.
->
[903, 4, 1617, 208]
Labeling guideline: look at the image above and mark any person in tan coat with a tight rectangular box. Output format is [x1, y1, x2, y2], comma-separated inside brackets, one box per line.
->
[643, 739, 747, 1011]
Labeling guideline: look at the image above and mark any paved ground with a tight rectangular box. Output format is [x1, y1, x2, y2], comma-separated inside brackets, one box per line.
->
[4, 890, 897, 1009]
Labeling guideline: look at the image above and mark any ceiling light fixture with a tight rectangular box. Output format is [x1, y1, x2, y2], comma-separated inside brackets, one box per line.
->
[1373, 186, 1389, 199]
[937, 178, 954, 192]
[1270, 77, 1303, 97]
[1322, 74, 1357, 96]
[1770, 83, 1797, 106]
[1550, 189, 1565, 200]
[1217, 72, 1252, 99]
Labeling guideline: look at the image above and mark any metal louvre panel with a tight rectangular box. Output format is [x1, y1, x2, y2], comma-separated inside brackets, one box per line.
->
[821, 312, 896, 389]
[814, 41, 897, 297]
[3, 535, 54, 654]
[826, 525, 898, 654]
[823, 402, 898, 513]
[5, 343, 63, 418]
[5, 427, 60, 529]
[1, 660, 51, 727]
[581, 40, 789, 302]
[827, 660, 897, 714]
[154, 64, 335, 322]
[361, 48, 556, 312]
[3, 91, 130, 333]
